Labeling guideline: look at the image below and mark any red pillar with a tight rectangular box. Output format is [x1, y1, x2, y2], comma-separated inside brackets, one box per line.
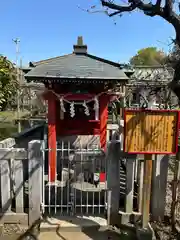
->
[99, 95, 108, 150]
[48, 98, 57, 182]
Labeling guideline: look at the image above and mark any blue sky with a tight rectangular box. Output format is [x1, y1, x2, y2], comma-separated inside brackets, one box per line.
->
[0, 0, 175, 66]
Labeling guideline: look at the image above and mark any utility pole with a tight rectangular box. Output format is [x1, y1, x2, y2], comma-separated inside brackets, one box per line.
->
[13, 38, 21, 133]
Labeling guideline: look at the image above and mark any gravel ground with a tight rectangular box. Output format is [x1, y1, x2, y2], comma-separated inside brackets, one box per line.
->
[0, 224, 28, 240]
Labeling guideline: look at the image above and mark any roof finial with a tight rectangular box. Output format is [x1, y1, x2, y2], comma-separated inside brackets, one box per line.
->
[73, 36, 87, 54]
[77, 36, 83, 46]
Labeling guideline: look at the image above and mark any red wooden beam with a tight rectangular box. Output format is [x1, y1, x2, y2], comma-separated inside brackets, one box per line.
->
[48, 98, 57, 182]
[99, 95, 109, 150]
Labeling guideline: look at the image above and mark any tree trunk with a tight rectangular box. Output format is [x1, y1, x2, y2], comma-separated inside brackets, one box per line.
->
[168, 29, 180, 100]
[170, 69, 180, 100]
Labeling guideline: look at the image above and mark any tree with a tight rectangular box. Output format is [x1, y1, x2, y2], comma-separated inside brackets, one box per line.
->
[0, 55, 19, 110]
[97, 0, 180, 100]
[130, 47, 167, 65]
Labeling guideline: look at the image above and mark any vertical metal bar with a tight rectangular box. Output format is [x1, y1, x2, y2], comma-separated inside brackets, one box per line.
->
[55, 142, 57, 215]
[67, 141, 70, 214]
[86, 191, 89, 214]
[80, 142, 83, 214]
[142, 154, 153, 229]
[42, 141, 45, 214]
[92, 154, 95, 215]
[61, 140, 63, 214]
[86, 144, 88, 215]
[74, 155, 77, 214]
[70, 152, 75, 216]
[98, 192, 101, 214]
[107, 190, 112, 227]
[106, 128, 110, 142]
[104, 148, 107, 214]
[48, 146, 51, 215]
[98, 155, 101, 214]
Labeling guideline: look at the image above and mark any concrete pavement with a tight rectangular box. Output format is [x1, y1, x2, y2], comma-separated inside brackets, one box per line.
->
[39, 227, 136, 240]
[39, 229, 122, 240]
[1, 228, 136, 240]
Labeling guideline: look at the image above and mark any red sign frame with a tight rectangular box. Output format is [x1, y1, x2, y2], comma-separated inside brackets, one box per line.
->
[123, 109, 180, 155]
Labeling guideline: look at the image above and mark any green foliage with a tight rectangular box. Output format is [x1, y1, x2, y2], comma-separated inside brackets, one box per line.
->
[0, 123, 18, 141]
[0, 55, 19, 110]
[130, 47, 167, 66]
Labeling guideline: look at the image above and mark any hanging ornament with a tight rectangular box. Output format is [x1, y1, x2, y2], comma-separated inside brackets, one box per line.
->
[45, 100, 48, 113]
[60, 109, 64, 120]
[70, 101, 75, 118]
[60, 98, 66, 112]
[94, 96, 99, 120]
[45, 100, 48, 123]
[83, 101, 90, 116]
[93, 96, 99, 110]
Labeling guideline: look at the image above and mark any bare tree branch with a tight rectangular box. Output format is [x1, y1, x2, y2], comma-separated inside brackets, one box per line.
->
[164, 0, 173, 14]
[156, 0, 162, 8]
[108, 4, 137, 16]
[101, 0, 164, 17]
[101, 0, 138, 11]
[77, 5, 109, 15]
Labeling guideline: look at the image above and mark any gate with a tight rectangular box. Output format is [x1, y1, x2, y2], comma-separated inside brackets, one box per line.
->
[42, 138, 107, 216]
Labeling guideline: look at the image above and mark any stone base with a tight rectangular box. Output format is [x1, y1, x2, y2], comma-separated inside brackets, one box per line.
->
[106, 211, 141, 228]
[0, 225, 4, 237]
[136, 223, 156, 240]
[106, 212, 156, 240]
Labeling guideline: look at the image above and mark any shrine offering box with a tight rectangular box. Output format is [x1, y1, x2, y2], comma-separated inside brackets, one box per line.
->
[124, 109, 179, 154]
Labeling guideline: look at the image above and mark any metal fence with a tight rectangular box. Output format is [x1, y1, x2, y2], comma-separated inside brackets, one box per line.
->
[42, 140, 107, 216]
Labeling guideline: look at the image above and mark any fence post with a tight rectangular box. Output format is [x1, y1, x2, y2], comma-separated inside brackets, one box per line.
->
[107, 140, 121, 225]
[142, 154, 153, 228]
[151, 155, 169, 221]
[137, 159, 144, 213]
[28, 140, 43, 226]
[14, 154, 24, 213]
[0, 150, 11, 213]
[125, 155, 136, 214]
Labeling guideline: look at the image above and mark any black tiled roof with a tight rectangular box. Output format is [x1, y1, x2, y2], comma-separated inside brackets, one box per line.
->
[25, 53, 128, 82]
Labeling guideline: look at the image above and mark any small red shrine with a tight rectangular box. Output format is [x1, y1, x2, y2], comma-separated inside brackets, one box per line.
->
[25, 37, 128, 182]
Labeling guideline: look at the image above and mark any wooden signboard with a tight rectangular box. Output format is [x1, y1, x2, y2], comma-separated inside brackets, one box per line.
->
[124, 109, 179, 154]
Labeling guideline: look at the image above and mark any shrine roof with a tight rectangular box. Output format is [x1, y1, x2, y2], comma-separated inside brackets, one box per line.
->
[24, 37, 128, 83]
